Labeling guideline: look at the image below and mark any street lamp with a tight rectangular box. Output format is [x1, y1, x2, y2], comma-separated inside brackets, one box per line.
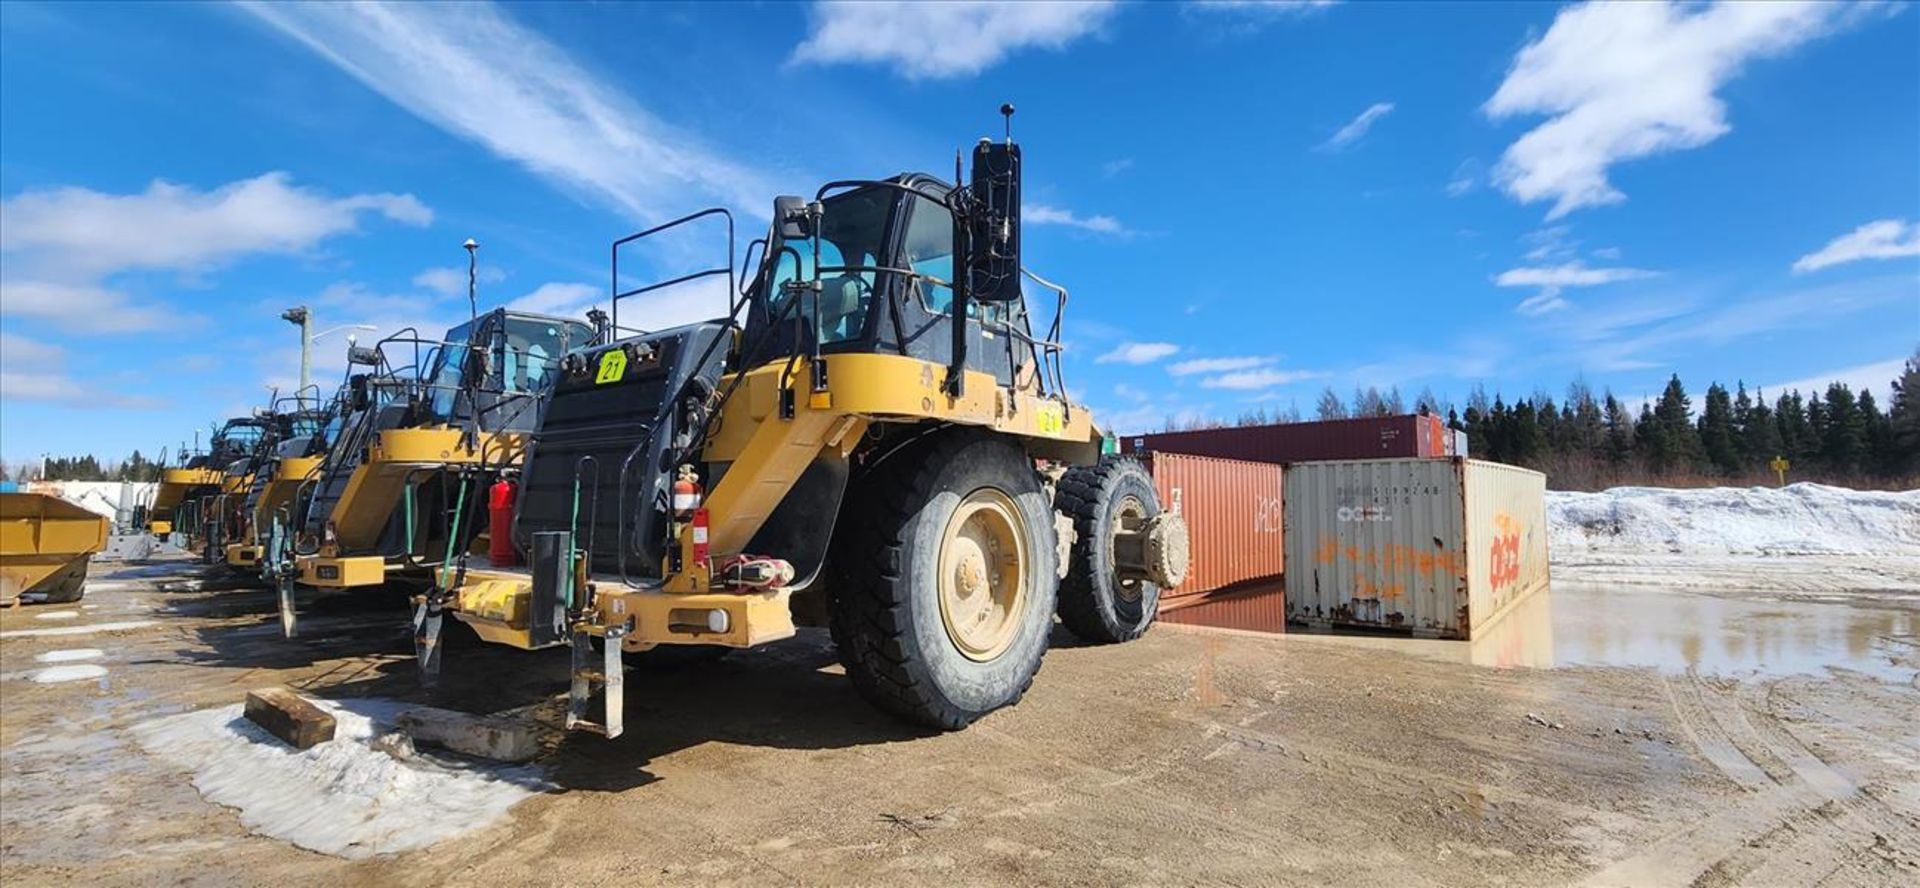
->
[280, 306, 310, 392]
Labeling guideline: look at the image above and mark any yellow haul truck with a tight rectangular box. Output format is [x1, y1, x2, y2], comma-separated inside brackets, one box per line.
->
[224, 391, 340, 573]
[148, 417, 268, 553]
[425, 112, 1190, 737]
[266, 309, 595, 636]
[1, 492, 109, 605]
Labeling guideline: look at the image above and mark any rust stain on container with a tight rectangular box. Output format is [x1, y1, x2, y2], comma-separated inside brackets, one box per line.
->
[1283, 457, 1548, 640]
[1145, 452, 1284, 605]
[1124, 414, 1447, 464]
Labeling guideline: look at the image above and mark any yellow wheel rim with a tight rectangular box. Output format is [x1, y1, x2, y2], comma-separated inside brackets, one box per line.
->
[937, 488, 1029, 662]
[1111, 494, 1147, 602]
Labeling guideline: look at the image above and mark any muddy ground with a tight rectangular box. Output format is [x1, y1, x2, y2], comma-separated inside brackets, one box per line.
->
[2, 557, 1917, 887]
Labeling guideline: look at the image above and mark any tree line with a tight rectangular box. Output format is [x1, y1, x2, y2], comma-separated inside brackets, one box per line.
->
[1168, 352, 1920, 490]
[0, 451, 166, 483]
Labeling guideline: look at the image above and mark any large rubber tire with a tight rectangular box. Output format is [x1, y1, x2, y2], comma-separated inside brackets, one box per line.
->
[827, 432, 1058, 730]
[1056, 457, 1162, 644]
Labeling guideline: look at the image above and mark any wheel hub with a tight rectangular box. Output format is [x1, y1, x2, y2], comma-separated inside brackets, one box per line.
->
[937, 489, 1029, 662]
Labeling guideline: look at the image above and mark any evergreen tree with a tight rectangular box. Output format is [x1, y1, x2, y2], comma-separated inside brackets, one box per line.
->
[1890, 352, 1920, 477]
[1775, 392, 1812, 466]
[1602, 392, 1635, 465]
[1646, 375, 1703, 474]
[1821, 383, 1866, 475]
[1698, 383, 1740, 475]
[1858, 389, 1891, 477]
[1742, 389, 1781, 472]
[1806, 392, 1830, 468]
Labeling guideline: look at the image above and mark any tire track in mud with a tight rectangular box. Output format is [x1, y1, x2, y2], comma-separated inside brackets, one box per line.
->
[1585, 672, 1917, 887]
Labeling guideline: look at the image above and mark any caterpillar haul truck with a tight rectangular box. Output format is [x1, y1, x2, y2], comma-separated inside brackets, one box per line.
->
[424, 109, 1191, 737]
[149, 416, 269, 553]
[267, 308, 596, 637]
[224, 390, 340, 573]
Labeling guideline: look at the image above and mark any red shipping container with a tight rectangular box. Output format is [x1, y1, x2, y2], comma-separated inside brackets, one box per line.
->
[1142, 453, 1285, 615]
[1123, 414, 1447, 465]
[1160, 580, 1287, 634]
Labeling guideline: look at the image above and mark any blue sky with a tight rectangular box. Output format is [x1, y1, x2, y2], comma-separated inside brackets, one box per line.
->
[2, 1, 1916, 466]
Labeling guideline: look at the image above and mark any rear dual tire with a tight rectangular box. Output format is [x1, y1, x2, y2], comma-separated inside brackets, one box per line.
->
[1055, 458, 1163, 644]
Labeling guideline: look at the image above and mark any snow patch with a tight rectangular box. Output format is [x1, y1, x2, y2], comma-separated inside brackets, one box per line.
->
[131, 699, 549, 858]
[0, 620, 159, 639]
[31, 664, 107, 683]
[33, 610, 80, 621]
[35, 648, 105, 663]
[1549, 483, 1920, 556]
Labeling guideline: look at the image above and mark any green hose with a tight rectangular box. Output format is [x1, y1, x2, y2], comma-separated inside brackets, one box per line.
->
[437, 475, 470, 589]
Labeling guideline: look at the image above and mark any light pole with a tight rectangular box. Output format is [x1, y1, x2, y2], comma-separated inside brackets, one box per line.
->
[280, 306, 310, 392]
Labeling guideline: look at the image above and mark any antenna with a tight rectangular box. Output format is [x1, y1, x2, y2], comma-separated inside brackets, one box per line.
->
[463, 238, 480, 322]
[1000, 103, 1015, 143]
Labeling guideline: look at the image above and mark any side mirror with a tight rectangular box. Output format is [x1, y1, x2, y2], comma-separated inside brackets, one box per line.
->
[347, 345, 382, 367]
[774, 195, 811, 241]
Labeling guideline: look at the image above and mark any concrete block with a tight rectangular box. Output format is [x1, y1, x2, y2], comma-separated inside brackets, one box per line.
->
[244, 687, 336, 749]
[398, 706, 543, 763]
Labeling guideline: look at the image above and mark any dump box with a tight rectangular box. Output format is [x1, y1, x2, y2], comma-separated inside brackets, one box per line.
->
[1144, 452, 1287, 633]
[1283, 458, 1547, 639]
[1, 492, 110, 605]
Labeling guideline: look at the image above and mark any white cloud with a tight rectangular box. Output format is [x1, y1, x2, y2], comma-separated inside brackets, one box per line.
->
[1792, 219, 1920, 273]
[0, 333, 165, 408]
[1494, 261, 1656, 315]
[0, 172, 429, 335]
[1521, 225, 1578, 262]
[1445, 158, 1481, 197]
[1101, 158, 1134, 178]
[242, 1, 770, 218]
[1096, 342, 1179, 365]
[1319, 102, 1394, 151]
[1025, 203, 1129, 236]
[792, 1, 1117, 79]
[413, 265, 506, 299]
[1485, 1, 1854, 219]
[1168, 355, 1273, 376]
[510, 282, 601, 316]
[0, 281, 179, 334]
[0, 172, 428, 278]
[1190, 1, 1340, 21]
[1761, 356, 1907, 403]
[1199, 368, 1327, 390]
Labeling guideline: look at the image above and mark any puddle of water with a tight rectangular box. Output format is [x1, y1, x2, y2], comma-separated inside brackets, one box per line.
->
[1288, 583, 1919, 681]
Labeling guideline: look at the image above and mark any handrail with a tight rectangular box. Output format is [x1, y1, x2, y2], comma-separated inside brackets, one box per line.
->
[610, 207, 736, 337]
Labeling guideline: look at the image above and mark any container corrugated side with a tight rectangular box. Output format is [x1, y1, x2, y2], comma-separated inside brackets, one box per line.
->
[1283, 457, 1547, 640]
[1462, 459, 1550, 635]
[1284, 458, 1469, 635]
[1147, 452, 1284, 601]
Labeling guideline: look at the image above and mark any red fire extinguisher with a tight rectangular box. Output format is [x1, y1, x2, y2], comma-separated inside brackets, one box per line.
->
[488, 478, 518, 567]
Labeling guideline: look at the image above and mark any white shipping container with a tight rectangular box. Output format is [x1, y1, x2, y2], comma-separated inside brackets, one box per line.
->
[1284, 458, 1548, 639]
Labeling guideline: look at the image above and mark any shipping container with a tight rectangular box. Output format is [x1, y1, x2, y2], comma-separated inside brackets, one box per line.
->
[1142, 453, 1285, 609]
[1123, 414, 1447, 465]
[1283, 457, 1548, 640]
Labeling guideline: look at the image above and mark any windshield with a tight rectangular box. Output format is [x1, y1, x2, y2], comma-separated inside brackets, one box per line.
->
[765, 187, 891, 344]
[423, 313, 591, 421]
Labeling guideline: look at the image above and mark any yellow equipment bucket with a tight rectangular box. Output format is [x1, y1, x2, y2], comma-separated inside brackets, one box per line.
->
[1, 492, 109, 605]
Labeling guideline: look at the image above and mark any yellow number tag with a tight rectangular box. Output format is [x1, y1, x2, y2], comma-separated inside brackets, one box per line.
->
[595, 349, 628, 384]
[1035, 405, 1064, 435]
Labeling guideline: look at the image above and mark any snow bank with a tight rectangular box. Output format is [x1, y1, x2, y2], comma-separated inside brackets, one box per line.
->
[131, 698, 548, 858]
[1548, 483, 1920, 556]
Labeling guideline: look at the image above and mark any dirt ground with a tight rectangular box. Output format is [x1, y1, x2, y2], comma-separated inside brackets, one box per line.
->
[2, 557, 1917, 887]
